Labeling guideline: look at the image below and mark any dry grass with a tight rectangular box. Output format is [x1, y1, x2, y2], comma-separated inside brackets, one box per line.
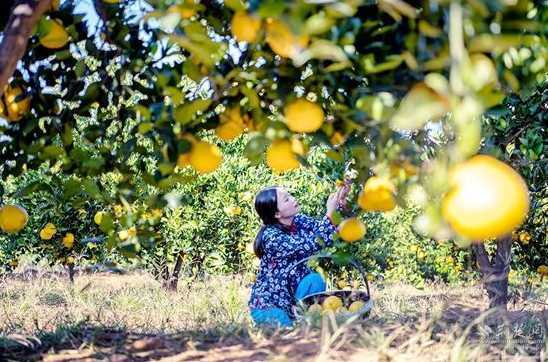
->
[0, 269, 546, 361]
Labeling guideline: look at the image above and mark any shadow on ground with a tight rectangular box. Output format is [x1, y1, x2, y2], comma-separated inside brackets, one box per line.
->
[1, 323, 321, 362]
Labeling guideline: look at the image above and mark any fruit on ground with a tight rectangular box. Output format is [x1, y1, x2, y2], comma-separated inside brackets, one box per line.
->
[442, 155, 529, 241]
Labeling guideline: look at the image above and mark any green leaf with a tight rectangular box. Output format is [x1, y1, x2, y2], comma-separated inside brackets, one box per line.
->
[42, 145, 66, 158]
[224, 0, 245, 11]
[99, 213, 115, 233]
[62, 178, 81, 199]
[361, 54, 403, 74]
[240, 86, 260, 109]
[138, 122, 154, 134]
[390, 84, 449, 130]
[257, 0, 285, 18]
[82, 179, 103, 200]
[15, 181, 53, 197]
[332, 251, 353, 266]
[244, 135, 268, 163]
[61, 125, 73, 146]
[304, 12, 335, 35]
[173, 99, 212, 124]
[293, 40, 349, 67]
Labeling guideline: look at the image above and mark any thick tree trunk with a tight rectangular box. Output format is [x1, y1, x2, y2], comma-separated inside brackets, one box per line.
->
[0, 0, 53, 97]
[472, 235, 512, 311]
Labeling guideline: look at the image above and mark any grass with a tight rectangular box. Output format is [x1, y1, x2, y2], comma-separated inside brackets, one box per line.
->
[0, 269, 546, 361]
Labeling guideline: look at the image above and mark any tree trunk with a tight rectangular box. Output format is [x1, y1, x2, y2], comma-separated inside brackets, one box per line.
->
[0, 0, 53, 97]
[67, 263, 75, 284]
[167, 252, 185, 291]
[472, 235, 512, 311]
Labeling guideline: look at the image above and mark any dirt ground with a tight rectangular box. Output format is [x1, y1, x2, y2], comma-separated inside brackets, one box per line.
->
[1, 271, 546, 361]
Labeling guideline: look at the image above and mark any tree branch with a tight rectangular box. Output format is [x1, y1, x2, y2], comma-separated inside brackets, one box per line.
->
[0, 0, 53, 97]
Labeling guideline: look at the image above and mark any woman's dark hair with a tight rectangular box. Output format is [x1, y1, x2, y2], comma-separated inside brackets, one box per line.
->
[253, 187, 280, 258]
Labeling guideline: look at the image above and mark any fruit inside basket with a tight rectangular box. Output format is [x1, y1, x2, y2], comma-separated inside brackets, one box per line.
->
[295, 289, 373, 319]
[289, 253, 374, 321]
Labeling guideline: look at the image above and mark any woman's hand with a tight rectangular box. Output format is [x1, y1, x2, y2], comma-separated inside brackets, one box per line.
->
[326, 183, 350, 217]
[326, 192, 339, 216]
[337, 182, 351, 209]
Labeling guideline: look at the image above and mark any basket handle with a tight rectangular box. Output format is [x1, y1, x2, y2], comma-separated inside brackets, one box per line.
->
[287, 252, 371, 297]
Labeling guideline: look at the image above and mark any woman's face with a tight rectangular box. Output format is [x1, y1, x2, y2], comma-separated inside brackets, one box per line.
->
[275, 188, 300, 219]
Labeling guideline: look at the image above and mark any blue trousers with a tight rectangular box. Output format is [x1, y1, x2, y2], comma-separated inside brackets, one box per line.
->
[250, 272, 326, 328]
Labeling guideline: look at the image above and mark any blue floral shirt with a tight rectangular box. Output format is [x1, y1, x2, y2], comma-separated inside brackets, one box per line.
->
[248, 214, 337, 314]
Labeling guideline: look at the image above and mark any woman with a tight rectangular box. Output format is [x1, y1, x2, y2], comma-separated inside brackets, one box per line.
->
[248, 185, 348, 327]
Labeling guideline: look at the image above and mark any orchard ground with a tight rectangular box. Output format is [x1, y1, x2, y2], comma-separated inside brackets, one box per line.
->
[0, 268, 546, 361]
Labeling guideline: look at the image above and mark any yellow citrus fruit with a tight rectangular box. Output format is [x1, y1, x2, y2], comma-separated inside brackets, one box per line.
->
[177, 153, 191, 168]
[358, 177, 397, 212]
[0, 205, 29, 233]
[231, 11, 261, 43]
[390, 160, 418, 178]
[118, 229, 129, 240]
[40, 223, 57, 240]
[266, 139, 300, 173]
[62, 233, 75, 249]
[307, 303, 322, 314]
[537, 265, 548, 276]
[39, 19, 70, 49]
[3, 85, 31, 122]
[216, 107, 245, 141]
[94, 211, 104, 225]
[338, 217, 367, 242]
[330, 132, 345, 146]
[284, 99, 324, 133]
[336, 306, 349, 314]
[265, 18, 309, 58]
[66, 256, 75, 265]
[113, 204, 124, 218]
[224, 206, 242, 216]
[189, 141, 223, 174]
[348, 300, 366, 313]
[127, 226, 137, 237]
[322, 295, 343, 312]
[442, 155, 529, 241]
[519, 231, 531, 245]
[167, 4, 196, 19]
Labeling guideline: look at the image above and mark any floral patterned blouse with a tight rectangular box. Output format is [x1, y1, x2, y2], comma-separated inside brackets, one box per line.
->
[248, 214, 337, 315]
